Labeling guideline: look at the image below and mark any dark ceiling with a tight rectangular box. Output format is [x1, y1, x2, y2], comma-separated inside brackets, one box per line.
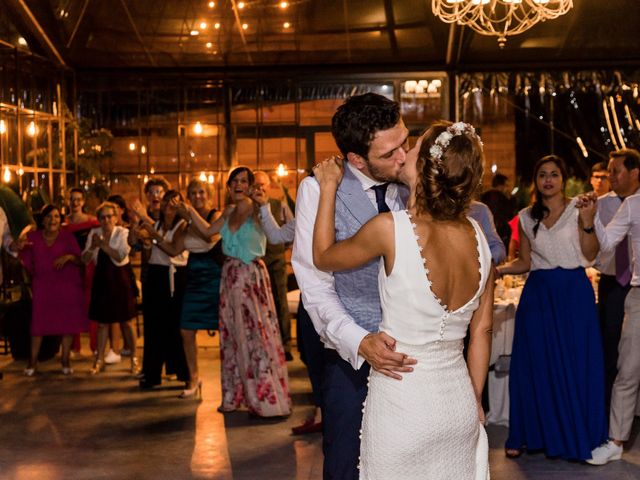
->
[2, 0, 640, 73]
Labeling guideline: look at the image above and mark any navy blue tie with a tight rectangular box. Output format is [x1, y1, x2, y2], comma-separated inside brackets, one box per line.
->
[371, 183, 390, 213]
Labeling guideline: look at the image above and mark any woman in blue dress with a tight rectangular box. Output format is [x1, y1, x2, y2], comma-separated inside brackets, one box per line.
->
[497, 155, 607, 461]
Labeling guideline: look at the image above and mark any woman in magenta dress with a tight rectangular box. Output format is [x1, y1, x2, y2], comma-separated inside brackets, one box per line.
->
[19, 205, 89, 375]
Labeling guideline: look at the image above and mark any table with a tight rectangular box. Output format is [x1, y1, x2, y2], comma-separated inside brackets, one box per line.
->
[486, 301, 517, 426]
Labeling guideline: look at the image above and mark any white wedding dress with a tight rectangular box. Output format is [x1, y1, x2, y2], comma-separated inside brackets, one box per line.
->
[359, 210, 491, 480]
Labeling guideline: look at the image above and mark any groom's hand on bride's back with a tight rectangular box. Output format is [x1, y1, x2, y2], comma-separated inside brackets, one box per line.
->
[358, 332, 417, 380]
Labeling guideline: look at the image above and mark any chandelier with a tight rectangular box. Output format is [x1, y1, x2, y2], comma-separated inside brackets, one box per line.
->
[431, 0, 573, 48]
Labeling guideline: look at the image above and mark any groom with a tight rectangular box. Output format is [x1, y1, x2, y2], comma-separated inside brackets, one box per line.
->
[292, 92, 416, 479]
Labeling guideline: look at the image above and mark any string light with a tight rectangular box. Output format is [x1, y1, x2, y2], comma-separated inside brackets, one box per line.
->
[576, 137, 589, 158]
[193, 122, 203, 135]
[280, 1, 289, 8]
[141, 145, 147, 154]
[129, 142, 136, 151]
[207, 174, 215, 184]
[214, 22, 220, 29]
[208, 1, 215, 8]
[199, 172, 207, 181]
[3, 167, 11, 183]
[190, 30, 200, 36]
[283, 22, 291, 29]
[200, 22, 207, 29]
[238, 1, 245, 8]
[242, 23, 248, 30]
[27, 121, 37, 137]
[206, 42, 213, 48]
[0, 120, 6, 134]
[17, 168, 24, 176]
[150, 167, 155, 174]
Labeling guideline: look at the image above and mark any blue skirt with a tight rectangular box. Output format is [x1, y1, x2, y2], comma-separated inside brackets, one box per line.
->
[180, 251, 222, 331]
[506, 267, 608, 461]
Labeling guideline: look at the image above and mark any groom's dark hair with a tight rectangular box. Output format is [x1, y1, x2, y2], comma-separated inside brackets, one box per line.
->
[331, 93, 400, 159]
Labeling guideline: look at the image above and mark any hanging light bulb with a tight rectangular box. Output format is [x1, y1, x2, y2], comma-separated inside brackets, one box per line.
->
[3, 167, 11, 183]
[129, 142, 136, 151]
[199, 172, 207, 181]
[143, 175, 149, 183]
[17, 167, 24, 176]
[193, 121, 204, 135]
[276, 163, 289, 177]
[141, 145, 147, 154]
[27, 121, 37, 137]
[0, 119, 6, 134]
[150, 167, 155, 174]
[207, 174, 215, 184]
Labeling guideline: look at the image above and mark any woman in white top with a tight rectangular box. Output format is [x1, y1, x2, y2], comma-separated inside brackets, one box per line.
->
[313, 121, 493, 479]
[497, 155, 607, 461]
[82, 202, 139, 375]
[137, 190, 190, 389]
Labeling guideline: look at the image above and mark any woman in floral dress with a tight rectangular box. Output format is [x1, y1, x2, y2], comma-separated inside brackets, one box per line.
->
[182, 166, 290, 417]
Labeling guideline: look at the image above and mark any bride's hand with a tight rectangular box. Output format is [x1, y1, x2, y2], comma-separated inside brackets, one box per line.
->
[313, 155, 343, 189]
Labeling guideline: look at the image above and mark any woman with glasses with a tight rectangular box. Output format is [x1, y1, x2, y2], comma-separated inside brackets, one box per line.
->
[82, 202, 139, 375]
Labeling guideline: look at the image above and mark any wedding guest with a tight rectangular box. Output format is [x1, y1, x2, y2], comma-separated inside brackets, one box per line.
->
[184, 166, 290, 417]
[590, 162, 611, 197]
[469, 201, 506, 264]
[63, 187, 100, 355]
[497, 155, 607, 461]
[137, 190, 189, 389]
[591, 149, 640, 412]
[585, 149, 640, 465]
[252, 170, 294, 360]
[82, 202, 140, 375]
[19, 205, 88, 375]
[481, 172, 516, 248]
[168, 179, 223, 399]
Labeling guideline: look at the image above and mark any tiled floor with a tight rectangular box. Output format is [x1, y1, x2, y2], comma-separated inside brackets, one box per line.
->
[1, 332, 639, 479]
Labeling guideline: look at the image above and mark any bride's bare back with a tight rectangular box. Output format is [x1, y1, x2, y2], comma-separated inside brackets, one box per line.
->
[412, 216, 481, 312]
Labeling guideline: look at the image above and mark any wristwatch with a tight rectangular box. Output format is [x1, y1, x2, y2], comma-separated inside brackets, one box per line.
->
[582, 226, 595, 234]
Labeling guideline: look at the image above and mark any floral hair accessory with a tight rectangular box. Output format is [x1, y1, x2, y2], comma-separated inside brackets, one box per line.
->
[429, 122, 481, 161]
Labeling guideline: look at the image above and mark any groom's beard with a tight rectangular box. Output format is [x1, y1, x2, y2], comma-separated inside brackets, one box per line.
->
[365, 159, 404, 184]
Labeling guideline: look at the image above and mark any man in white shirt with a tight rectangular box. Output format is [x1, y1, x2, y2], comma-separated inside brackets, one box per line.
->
[593, 150, 640, 412]
[292, 93, 415, 479]
[588, 148, 640, 465]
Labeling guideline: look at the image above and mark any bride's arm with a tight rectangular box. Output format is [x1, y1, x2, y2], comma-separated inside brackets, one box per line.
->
[312, 158, 389, 272]
[467, 267, 495, 423]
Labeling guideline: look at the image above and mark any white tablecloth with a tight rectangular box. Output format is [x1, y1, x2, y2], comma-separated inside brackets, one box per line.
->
[486, 301, 517, 426]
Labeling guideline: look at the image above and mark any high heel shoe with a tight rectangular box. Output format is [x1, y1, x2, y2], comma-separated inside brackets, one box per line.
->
[90, 359, 104, 375]
[179, 380, 202, 399]
[23, 367, 37, 377]
[130, 357, 141, 375]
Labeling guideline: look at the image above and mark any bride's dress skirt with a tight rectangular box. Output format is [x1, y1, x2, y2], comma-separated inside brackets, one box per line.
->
[359, 339, 489, 480]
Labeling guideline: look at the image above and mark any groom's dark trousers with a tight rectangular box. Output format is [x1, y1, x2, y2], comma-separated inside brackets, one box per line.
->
[322, 350, 370, 480]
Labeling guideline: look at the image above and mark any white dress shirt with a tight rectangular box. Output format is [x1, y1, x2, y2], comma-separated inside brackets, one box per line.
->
[595, 193, 640, 287]
[594, 192, 622, 275]
[259, 205, 295, 244]
[291, 162, 404, 369]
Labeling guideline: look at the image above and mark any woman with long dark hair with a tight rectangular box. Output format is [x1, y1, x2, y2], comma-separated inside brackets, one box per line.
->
[182, 166, 290, 417]
[497, 155, 607, 461]
[137, 190, 189, 389]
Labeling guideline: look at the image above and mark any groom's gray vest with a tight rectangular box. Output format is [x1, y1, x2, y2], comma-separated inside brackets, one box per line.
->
[333, 166, 408, 333]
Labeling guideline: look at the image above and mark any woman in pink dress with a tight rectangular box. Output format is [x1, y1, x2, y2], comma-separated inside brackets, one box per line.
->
[18, 205, 89, 375]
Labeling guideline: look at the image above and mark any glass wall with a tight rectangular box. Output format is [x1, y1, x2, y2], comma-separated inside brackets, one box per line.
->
[77, 73, 448, 208]
[0, 43, 74, 207]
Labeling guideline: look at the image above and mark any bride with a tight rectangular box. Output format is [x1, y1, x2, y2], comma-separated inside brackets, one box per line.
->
[312, 120, 493, 479]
